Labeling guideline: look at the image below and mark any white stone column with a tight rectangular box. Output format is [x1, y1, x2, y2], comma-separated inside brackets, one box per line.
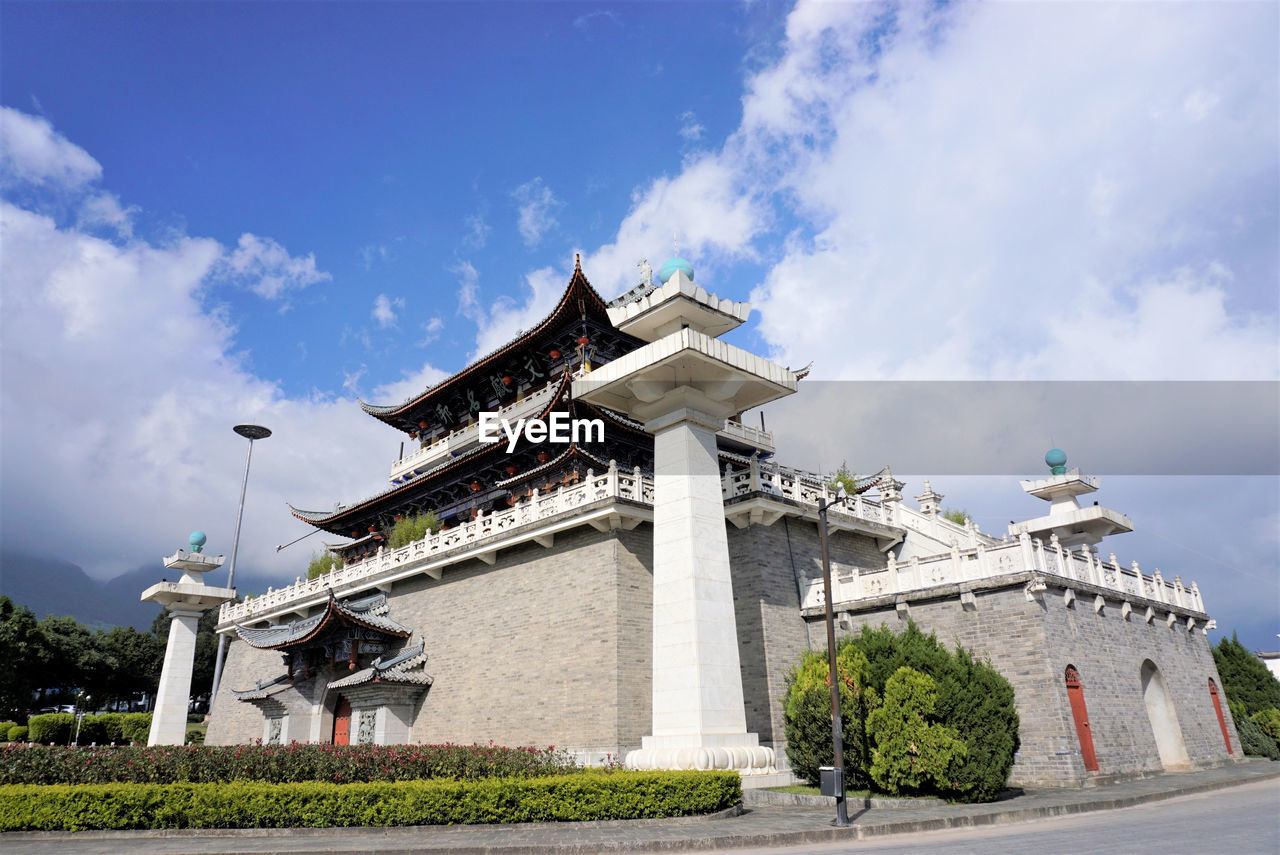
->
[627, 408, 774, 774]
[141, 544, 233, 747]
[149, 607, 203, 746]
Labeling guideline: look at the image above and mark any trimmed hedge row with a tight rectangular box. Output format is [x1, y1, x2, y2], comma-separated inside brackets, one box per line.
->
[0, 771, 741, 831]
[26, 713, 152, 746]
[0, 742, 578, 785]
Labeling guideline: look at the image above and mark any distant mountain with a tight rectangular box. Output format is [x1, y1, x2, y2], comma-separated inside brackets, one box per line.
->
[0, 551, 278, 631]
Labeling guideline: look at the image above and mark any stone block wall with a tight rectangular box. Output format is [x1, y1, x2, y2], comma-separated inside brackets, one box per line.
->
[726, 518, 884, 762]
[208, 524, 654, 759]
[808, 577, 1240, 786]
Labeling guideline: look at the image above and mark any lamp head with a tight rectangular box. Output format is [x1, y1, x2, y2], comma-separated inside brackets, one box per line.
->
[234, 424, 272, 441]
[835, 485, 848, 502]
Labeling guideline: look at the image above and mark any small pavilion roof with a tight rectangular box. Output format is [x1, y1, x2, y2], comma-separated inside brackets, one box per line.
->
[326, 640, 432, 690]
[358, 259, 610, 427]
[234, 592, 409, 650]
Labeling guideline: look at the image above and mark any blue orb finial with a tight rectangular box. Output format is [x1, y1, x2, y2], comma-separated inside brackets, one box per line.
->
[189, 531, 207, 554]
[658, 256, 694, 284]
[1045, 449, 1067, 476]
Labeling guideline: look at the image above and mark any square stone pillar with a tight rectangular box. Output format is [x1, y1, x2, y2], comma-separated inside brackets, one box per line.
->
[148, 608, 204, 746]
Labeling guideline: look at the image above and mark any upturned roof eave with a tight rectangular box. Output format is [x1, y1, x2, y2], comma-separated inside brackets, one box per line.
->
[359, 261, 610, 427]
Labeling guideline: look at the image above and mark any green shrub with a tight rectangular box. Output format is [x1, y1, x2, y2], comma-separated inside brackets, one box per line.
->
[866, 667, 967, 795]
[1250, 708, 1280, 741]
[0, 771, 741, 831]
[185, 727, 205, 746]
[27, 714, 74, 745]
[1236, 716, 1280, 760]
[7, 727, 27, 743]
[782, 646, 879, 788]
[849, 622, 1019, 802]
[781, 623, 1019, 803]
[187, 713, 204, 724]
[387, 512, 443, 549]
[0, 742, 579, 785]
[0, 722, 15, 742]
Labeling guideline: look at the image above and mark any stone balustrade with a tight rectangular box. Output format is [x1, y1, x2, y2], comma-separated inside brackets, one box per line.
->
[800, 531, 1205, 614]
[221, 462, 654, 626]
[225, 453, 1202, 629]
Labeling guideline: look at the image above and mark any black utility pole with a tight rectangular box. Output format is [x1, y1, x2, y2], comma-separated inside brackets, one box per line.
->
[818, 494, 851, 827]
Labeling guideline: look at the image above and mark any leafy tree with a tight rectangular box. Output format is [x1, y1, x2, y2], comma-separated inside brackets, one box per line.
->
[93, 627, 163, 708]
[827, 462, 859, 496]
[867, 666, 967, 795]
[0, 597, 48, 718]
[36, 615, 104, 701]
[782, 645, 880, 788]
[388, 512, 442, 548]
[941, 508, 971, 525]
[306, 551, 339, 580]
[1212, 633, 1280, 716]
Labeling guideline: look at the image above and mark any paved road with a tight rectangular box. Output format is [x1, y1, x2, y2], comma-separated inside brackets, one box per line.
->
[2, 764, 1275, 854]
[713, 777, 1280, 855]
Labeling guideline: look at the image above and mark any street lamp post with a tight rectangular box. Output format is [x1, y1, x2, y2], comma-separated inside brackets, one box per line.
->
[208, 424, 271, 706]
[818, 486, 852, 827]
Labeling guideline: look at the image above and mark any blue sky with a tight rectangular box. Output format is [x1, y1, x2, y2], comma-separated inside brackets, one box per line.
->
[2, 1, 1277, 649]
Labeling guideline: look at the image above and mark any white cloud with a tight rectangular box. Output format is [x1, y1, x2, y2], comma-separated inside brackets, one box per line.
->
[217, 233, 331, 302]
[0, 109, 396, 583]
[512, 177, 563, 247]
[727, 1, 1277, 381]
[451, 260, 482, 323]
[418, 315, 445, 346]
[470, 266, 564, 358]
[369, 361, 450, 406]
[0, 107, 102, 188]
[678, 110, 705, 143]
[371, 293, 404, 329]
[573, 9, 619, 30]
[76, 192, 136, 238]
[582, 154, 764, 298]
[463, 212, 490, 249]
[360, 244, 390, 270]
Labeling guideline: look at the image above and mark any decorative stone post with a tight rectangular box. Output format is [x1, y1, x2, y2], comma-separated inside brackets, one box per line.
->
[1008, 449, 1133, 550]
[575, 260, 797, 777]
[141, 532, 235, 746]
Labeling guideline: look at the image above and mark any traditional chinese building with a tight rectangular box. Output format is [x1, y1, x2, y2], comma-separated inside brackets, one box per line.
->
[207, 256, 1243, 788]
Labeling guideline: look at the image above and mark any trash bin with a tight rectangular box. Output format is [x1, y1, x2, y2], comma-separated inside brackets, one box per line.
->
[819, 765, 843, 797]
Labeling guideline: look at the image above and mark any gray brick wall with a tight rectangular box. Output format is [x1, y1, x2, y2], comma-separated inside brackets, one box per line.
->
[805, 576, 1240, 786]
[207, 525, 654, 758]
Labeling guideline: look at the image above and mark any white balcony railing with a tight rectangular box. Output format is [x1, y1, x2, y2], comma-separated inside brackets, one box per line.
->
[799, 531, 1205, 614]
[222, 461, 653, 626]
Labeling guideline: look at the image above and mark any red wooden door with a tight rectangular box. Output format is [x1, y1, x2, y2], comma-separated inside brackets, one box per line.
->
[1208, 679, 1234, 754]
[1065, 666, 1099, 772]
[332, 696, 351, 746]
